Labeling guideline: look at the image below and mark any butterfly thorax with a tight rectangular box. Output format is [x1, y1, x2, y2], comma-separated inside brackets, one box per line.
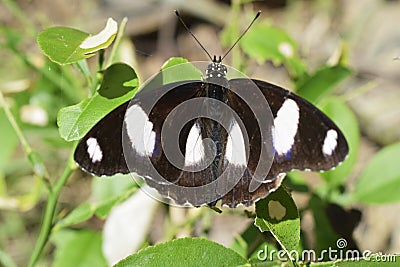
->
[204, 61, 229, 101]
[197, 61, 231, 181]
[205, 61, 228, 87]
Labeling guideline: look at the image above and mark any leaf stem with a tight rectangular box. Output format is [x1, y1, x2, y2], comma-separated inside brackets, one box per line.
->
[27, 155, 75, 267]
[75, 60, 95, 96]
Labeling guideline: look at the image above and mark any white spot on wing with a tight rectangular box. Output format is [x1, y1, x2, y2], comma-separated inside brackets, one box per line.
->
[272, 98, 299, 156]
[226, 121, 247, 166]
[125, 104, 156, 156]
[184, 123, 204, 165]
[322, 129, 338, 156]
[87, 137, 103, 163]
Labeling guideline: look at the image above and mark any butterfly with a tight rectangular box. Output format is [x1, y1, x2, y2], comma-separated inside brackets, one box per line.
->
[74, 11, 348, 208]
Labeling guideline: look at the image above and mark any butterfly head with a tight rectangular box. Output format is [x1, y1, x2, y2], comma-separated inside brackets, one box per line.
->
[205, 56, 227, 80]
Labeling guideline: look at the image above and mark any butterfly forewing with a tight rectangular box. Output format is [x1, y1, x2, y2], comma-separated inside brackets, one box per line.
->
[74, 102, 130, 176]
[252, 79, 348, 172]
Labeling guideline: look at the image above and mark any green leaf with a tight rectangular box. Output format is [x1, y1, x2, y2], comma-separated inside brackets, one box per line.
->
[161, 57, 189, 70]
[37, 27, 90, 65]
[57, 63, 138, 141]
[92, 174, 133, 201]
[91, 175, 140, 219]
[37, 19, 117, 65]
[94, 183, 138, 219]
[114, 238, 247, 267]
[54, 203, 94, 231]
[240, 23, 307, 78]
[254, 186, 300, 262]
[296, 65, 351, 104]
[353, 142, 400, 203]
[97, 64, 138, 99]
[54, 179, 138, 230]
[160, 58, 202, 85]
[52, 229, 107, 267]
[140, 58, 202, 97]
[319, 97, 359, 186]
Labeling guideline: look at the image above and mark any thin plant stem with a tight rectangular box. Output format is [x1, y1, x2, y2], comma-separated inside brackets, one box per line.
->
[75, 60, 95, 96]
[0, 88, 76, 267]
[27, 154, 75, 267]
[0, 90, 51, 190]
[0, 88, 75, 267]
[0, 91, 31, 153]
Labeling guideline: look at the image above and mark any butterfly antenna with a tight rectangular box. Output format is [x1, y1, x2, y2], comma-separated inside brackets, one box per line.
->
[221, 11, 261, 61]
[175, 10, 213, 61]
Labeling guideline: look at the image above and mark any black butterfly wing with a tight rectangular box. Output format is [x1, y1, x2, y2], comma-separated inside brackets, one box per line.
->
[74, 101, 130, 176]
[219, 78, 349, 207]
[75, 77, 348, 208]
[251, 78, 349, 173]
[74, 81, 201, 177]
[75, 81, 228, 205]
